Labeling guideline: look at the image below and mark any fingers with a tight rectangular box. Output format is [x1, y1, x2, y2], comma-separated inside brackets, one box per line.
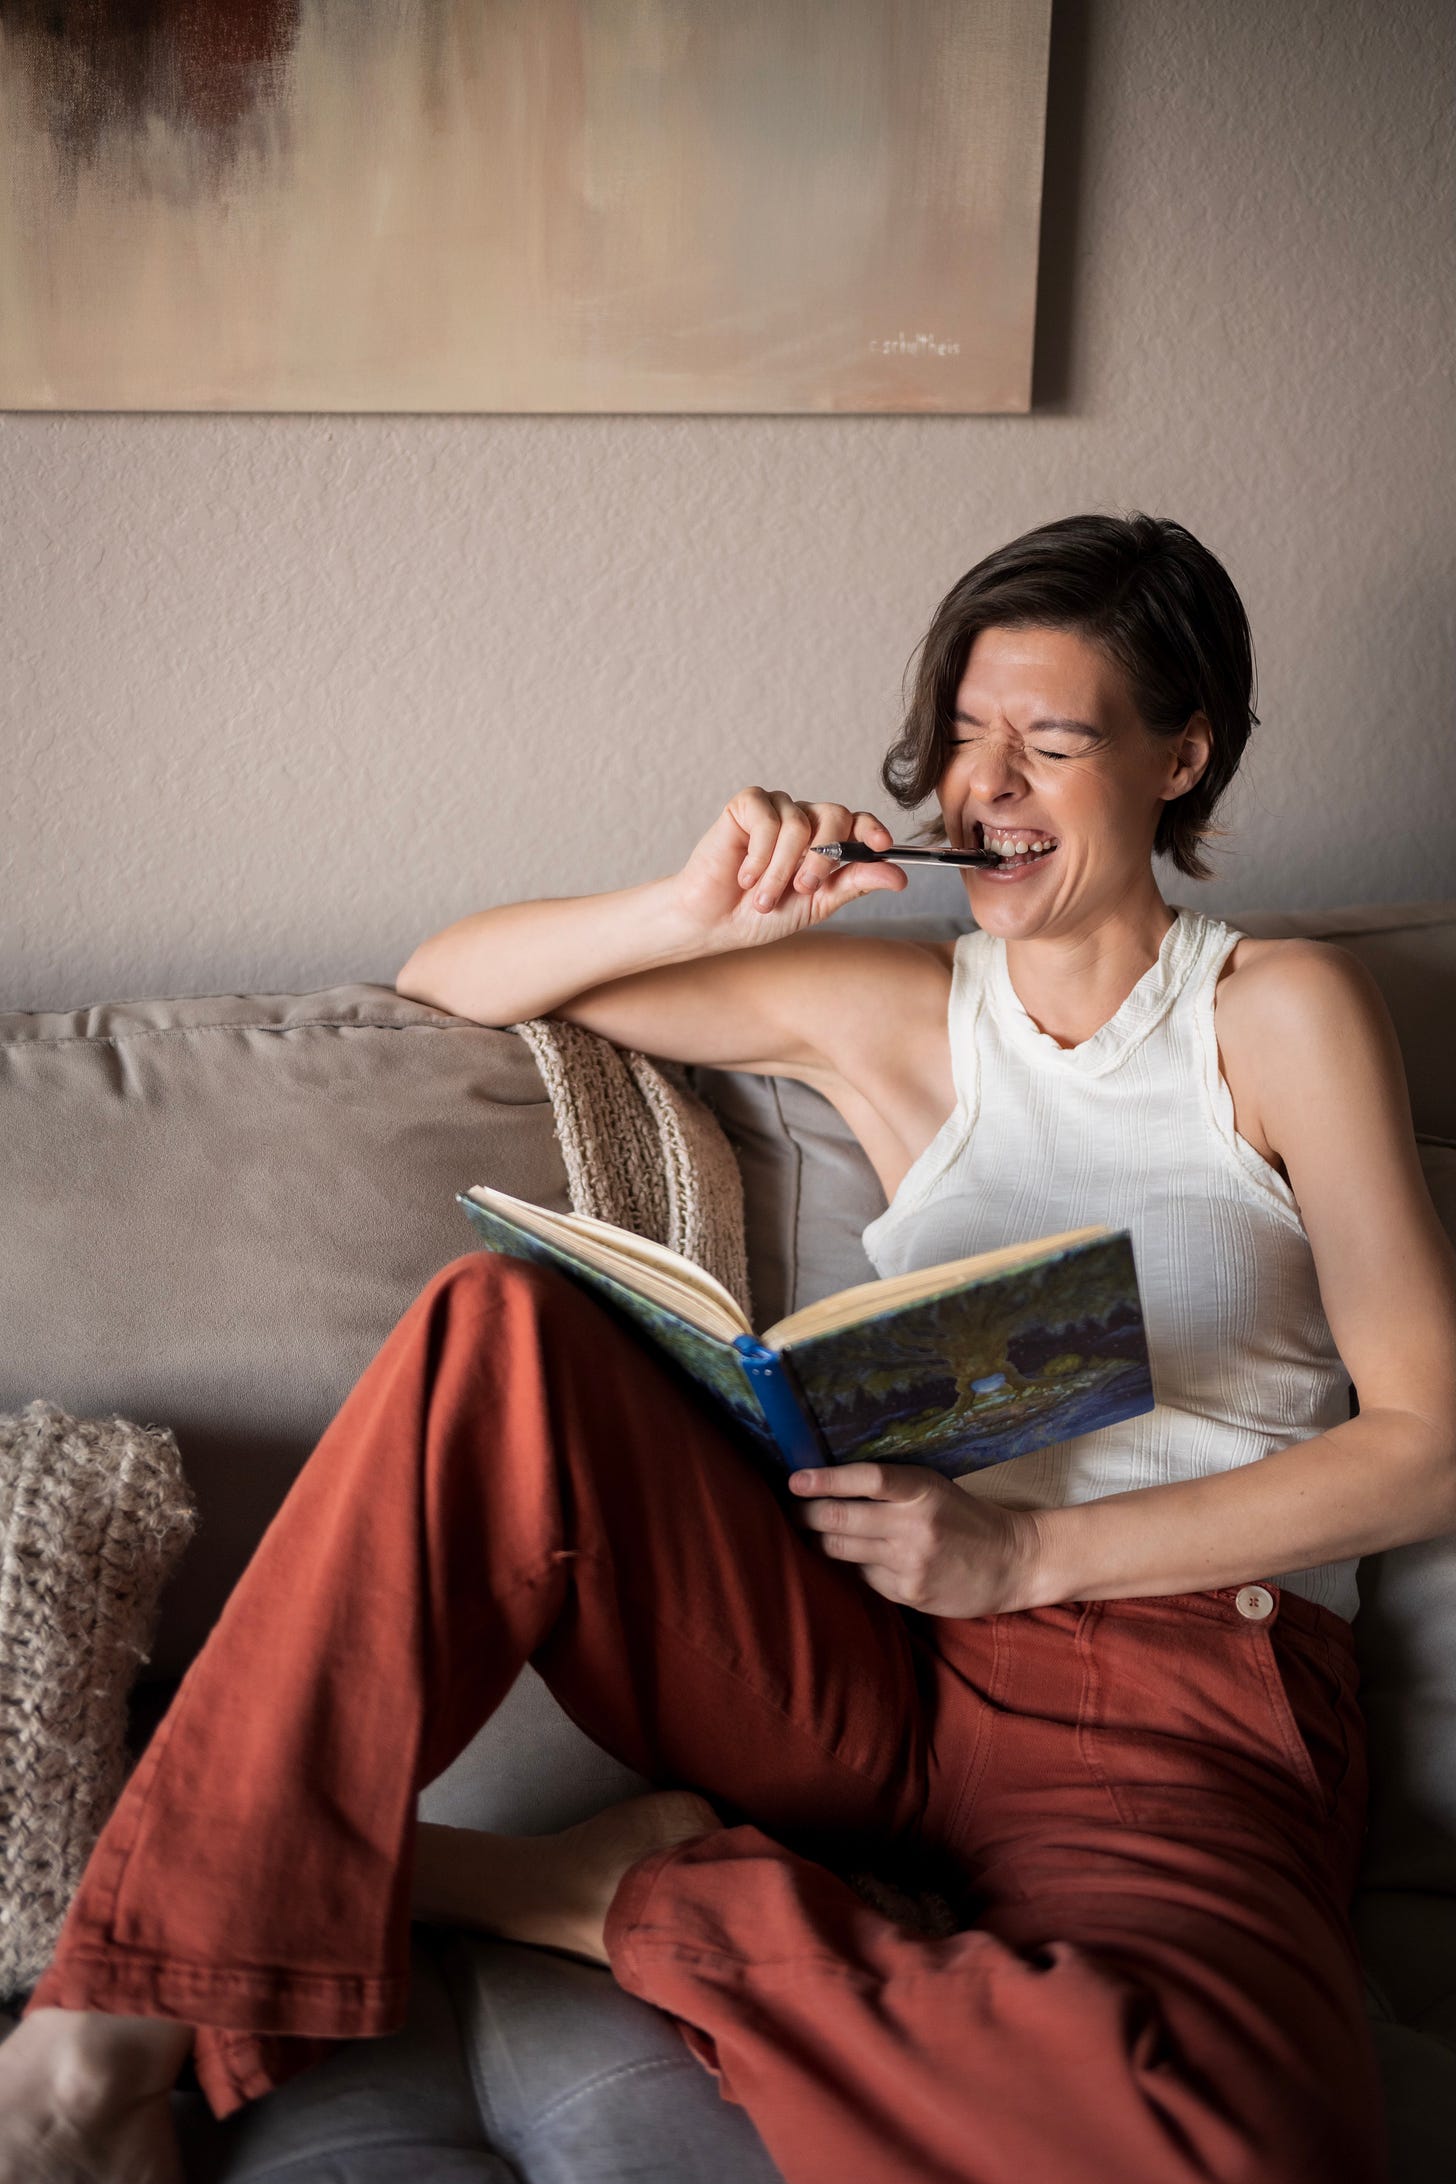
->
[731, 788, 793, 907]
[791, 1492, 890, 1535]
[750, 791, 817, 911]
[729, 790, 898, 915]
[791, 1504, 894, 1565]
[817, 857, 909, 914]
[798, 810, 907, 915]
[788, 1462, 906, 1499]
[804, 1529, 893, 1567]
[792, 806, 897, 899]
[789, 1479, 897, 1566]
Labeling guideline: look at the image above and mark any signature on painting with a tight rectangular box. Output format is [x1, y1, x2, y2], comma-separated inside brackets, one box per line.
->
[869, 333, 962, 357]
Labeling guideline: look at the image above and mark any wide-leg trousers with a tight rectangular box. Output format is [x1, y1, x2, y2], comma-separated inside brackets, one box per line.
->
[23, 1252, 1388, 2183]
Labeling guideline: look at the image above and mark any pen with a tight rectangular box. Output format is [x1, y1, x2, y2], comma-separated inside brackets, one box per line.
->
[809, 841, 999, 869]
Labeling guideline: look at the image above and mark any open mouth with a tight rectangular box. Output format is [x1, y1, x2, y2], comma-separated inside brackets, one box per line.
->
[973, 822, 1060, 873]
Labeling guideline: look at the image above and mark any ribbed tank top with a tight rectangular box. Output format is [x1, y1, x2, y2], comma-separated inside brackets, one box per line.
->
[860, 908, 1358, 1620]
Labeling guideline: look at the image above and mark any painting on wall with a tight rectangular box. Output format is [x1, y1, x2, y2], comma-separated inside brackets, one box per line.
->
[0, 0, 1052, 415]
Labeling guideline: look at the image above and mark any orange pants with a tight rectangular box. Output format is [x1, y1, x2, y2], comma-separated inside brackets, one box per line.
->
[26, 1254, 1387, 2183]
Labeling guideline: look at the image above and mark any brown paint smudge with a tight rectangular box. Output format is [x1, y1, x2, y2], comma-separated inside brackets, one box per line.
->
[0, 0, 302, 188]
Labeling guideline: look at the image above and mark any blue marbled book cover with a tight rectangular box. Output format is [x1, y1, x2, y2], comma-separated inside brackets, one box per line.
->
[456, 1195, 1151, 1479]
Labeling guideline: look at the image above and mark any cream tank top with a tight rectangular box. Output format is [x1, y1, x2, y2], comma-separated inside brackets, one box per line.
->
[860, 908, 1358, 1621]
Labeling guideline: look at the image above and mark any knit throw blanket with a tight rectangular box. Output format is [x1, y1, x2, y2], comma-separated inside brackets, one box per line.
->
[512, 1017, 752, 1319]
[0, 1405, 198, 1999]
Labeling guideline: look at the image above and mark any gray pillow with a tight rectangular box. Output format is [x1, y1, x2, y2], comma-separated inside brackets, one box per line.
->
[687, 1069, 887, 1328]
[0, 987, 570, 1681]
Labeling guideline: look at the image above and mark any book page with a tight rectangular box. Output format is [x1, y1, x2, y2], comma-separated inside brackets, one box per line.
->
[762, 1227, 1108, 1348]
[464, 1185, 752, 1341]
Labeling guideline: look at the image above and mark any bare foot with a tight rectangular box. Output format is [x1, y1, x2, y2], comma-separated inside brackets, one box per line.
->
[415, 1789, 723, 1967]
[0, 2006, 192, 2184]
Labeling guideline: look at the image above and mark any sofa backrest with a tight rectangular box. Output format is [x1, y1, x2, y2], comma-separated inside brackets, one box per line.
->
[0, 986, 571, 1677]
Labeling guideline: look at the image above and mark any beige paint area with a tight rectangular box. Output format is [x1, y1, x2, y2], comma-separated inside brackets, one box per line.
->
[0, 0, 1048, 413]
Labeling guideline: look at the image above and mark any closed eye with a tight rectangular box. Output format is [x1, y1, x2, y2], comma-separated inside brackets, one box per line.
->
[949, 740, 1070, 760]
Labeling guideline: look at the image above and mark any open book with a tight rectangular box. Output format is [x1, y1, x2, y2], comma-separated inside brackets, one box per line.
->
[457, 1185, 1154, 1479]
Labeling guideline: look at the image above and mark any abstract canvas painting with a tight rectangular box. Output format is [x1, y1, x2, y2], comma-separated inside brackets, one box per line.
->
[0, 0, 1052, 413]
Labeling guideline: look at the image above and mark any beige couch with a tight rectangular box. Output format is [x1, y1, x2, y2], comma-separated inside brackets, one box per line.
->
[2, 897, 1454, 2180]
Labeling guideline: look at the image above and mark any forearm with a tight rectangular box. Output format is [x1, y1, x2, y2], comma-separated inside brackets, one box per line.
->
[395, 875, 709, 1026]
[1018, 1408, 1456, 1609]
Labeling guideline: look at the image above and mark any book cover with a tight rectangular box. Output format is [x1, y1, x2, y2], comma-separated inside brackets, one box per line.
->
[455, 1196, 1152, 1479]
[780, 1232, 1153, 1476]
[456, 1192, 780, 1453]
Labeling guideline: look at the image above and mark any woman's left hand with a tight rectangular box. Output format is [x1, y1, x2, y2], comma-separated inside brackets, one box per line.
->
[787, 1462, 1043, 1619]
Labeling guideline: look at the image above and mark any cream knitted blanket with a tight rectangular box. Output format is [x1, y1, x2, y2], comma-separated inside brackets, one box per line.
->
[512, 1016, 752, 1319]
[0, 1405, 198, 2000]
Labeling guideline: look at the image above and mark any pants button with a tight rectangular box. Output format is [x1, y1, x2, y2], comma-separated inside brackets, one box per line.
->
[1235, 1584, 1275, 1620]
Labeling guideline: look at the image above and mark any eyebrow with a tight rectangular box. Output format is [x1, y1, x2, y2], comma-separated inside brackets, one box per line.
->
[952, 711, 1101, 738]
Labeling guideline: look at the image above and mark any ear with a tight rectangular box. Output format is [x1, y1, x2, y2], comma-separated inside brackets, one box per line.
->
[1160, 710, 1213, 802]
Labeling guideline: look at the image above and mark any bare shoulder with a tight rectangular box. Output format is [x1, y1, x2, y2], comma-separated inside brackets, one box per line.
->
[1217, 935, 1404, 1143]
[1219, 933, 1387, 1027]
[1212, 932, 1293, 1041]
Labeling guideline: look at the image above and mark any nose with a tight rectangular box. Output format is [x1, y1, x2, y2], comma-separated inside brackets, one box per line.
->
[960, 734, 1029, 802]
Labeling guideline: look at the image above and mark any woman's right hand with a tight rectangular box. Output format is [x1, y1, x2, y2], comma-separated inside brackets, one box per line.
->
[671, 787, 910, 952]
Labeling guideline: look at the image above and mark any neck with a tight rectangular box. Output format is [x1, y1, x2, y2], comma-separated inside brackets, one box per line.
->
[994, 888, 1179, 1051]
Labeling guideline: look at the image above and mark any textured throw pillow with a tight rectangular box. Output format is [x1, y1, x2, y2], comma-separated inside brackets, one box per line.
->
[0, 1401, 198, 2000]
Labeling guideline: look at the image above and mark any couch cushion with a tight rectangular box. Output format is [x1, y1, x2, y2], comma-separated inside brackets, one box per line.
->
[165, 1927, 508, 2182]
[417, 1663, 653, 1834]
[1363, 1146, 1456, 1900]
[0, 987, 569, 1680]
[687, 1071, 888, 1329]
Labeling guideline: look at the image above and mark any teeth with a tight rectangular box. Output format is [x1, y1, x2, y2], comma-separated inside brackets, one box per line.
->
[981, 826, 1056, 859]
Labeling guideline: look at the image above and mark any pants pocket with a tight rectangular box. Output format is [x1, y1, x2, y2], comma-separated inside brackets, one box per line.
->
[1079, 1599, 1346, 1838]
[1250, 1618, 1356, 1828]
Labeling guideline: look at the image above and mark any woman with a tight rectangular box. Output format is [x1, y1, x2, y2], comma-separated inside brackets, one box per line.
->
[5, 513, 1454, 2184]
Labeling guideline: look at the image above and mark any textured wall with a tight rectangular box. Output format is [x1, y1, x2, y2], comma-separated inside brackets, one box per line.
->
[2, 0, 1453, 1013]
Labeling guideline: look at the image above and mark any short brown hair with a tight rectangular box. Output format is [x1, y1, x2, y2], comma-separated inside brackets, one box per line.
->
[879, 512, 1259, 881]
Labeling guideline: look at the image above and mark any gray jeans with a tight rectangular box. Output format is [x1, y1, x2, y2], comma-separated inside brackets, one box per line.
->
[173, 1926, 784, 2184]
